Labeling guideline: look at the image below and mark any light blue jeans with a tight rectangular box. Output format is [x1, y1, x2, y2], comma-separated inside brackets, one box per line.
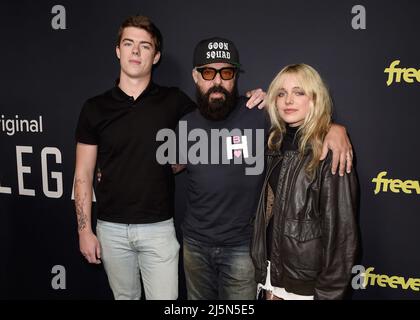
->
[96, 218, 180, 300]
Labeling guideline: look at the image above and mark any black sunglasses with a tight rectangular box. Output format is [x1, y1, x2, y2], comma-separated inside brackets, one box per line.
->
[196, 67, 237, 80]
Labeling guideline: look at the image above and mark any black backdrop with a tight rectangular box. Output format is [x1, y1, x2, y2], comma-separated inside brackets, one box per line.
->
[1, 0, 419, 300]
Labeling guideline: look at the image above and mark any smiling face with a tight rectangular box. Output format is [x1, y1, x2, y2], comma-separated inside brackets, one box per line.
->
[276, 73, 313, 127]
[116, 26, 161, 80]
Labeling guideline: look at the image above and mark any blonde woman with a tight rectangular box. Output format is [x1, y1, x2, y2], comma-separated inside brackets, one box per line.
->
[251, 64, 358, 300]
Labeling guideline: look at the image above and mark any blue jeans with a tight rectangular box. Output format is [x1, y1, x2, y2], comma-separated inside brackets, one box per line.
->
[96, 218, 180, 300]
[183, 237, 256, 300]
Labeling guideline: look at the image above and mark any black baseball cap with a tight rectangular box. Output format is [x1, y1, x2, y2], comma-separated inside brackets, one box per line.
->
[193, 37, 240, 68]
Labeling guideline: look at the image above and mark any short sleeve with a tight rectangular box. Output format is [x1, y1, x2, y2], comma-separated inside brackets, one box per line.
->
[175, 89, 196, 119]
[174, 120, 188, 165]
[75, 101, 99, 145]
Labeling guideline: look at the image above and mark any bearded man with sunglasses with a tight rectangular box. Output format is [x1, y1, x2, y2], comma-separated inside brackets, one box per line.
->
[176, 37, 353, 300]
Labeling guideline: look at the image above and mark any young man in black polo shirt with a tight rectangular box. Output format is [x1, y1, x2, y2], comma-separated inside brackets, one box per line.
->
[74, 16, 265, 300]
[74, 16, 198, 300]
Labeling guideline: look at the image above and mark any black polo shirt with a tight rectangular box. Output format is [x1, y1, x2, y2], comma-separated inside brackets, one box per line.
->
[75, 82, 196, 224]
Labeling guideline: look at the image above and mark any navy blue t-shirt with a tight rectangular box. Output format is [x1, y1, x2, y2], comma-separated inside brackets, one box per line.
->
[179, 97, 270, 246]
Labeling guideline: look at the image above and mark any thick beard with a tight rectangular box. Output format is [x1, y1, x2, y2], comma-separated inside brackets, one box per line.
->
[196, 85, 238, 121]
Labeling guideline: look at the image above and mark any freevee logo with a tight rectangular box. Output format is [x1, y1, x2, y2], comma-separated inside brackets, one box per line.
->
[352, 265, 420, 291]
[1, 114, 43, 136]
[372, 171, 420, 195]
[384, 60, 420, 86]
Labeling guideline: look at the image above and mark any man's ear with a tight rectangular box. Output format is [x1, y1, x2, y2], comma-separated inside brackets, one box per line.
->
[192, 69, 199, 84]
[116, 46, 120, 60]
[153, 51, 161, 65]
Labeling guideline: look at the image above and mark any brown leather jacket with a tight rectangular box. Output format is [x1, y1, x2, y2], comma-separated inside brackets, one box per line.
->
[251, 149, 358, 299]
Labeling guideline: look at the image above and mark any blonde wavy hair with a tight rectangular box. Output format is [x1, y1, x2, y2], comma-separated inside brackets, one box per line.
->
[266, 63, 332, 176]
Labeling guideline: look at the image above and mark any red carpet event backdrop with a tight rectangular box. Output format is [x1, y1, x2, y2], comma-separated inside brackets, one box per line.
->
[0, 0, 419, 299]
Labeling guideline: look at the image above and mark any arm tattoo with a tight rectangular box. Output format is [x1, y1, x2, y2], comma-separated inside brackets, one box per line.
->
[75, 178, 88, 232]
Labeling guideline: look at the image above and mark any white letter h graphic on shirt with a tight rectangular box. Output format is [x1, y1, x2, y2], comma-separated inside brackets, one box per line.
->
[226, 135, 248, 159]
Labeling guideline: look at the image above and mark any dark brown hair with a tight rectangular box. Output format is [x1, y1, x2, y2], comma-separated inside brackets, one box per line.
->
[116, 15, 162, 52]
